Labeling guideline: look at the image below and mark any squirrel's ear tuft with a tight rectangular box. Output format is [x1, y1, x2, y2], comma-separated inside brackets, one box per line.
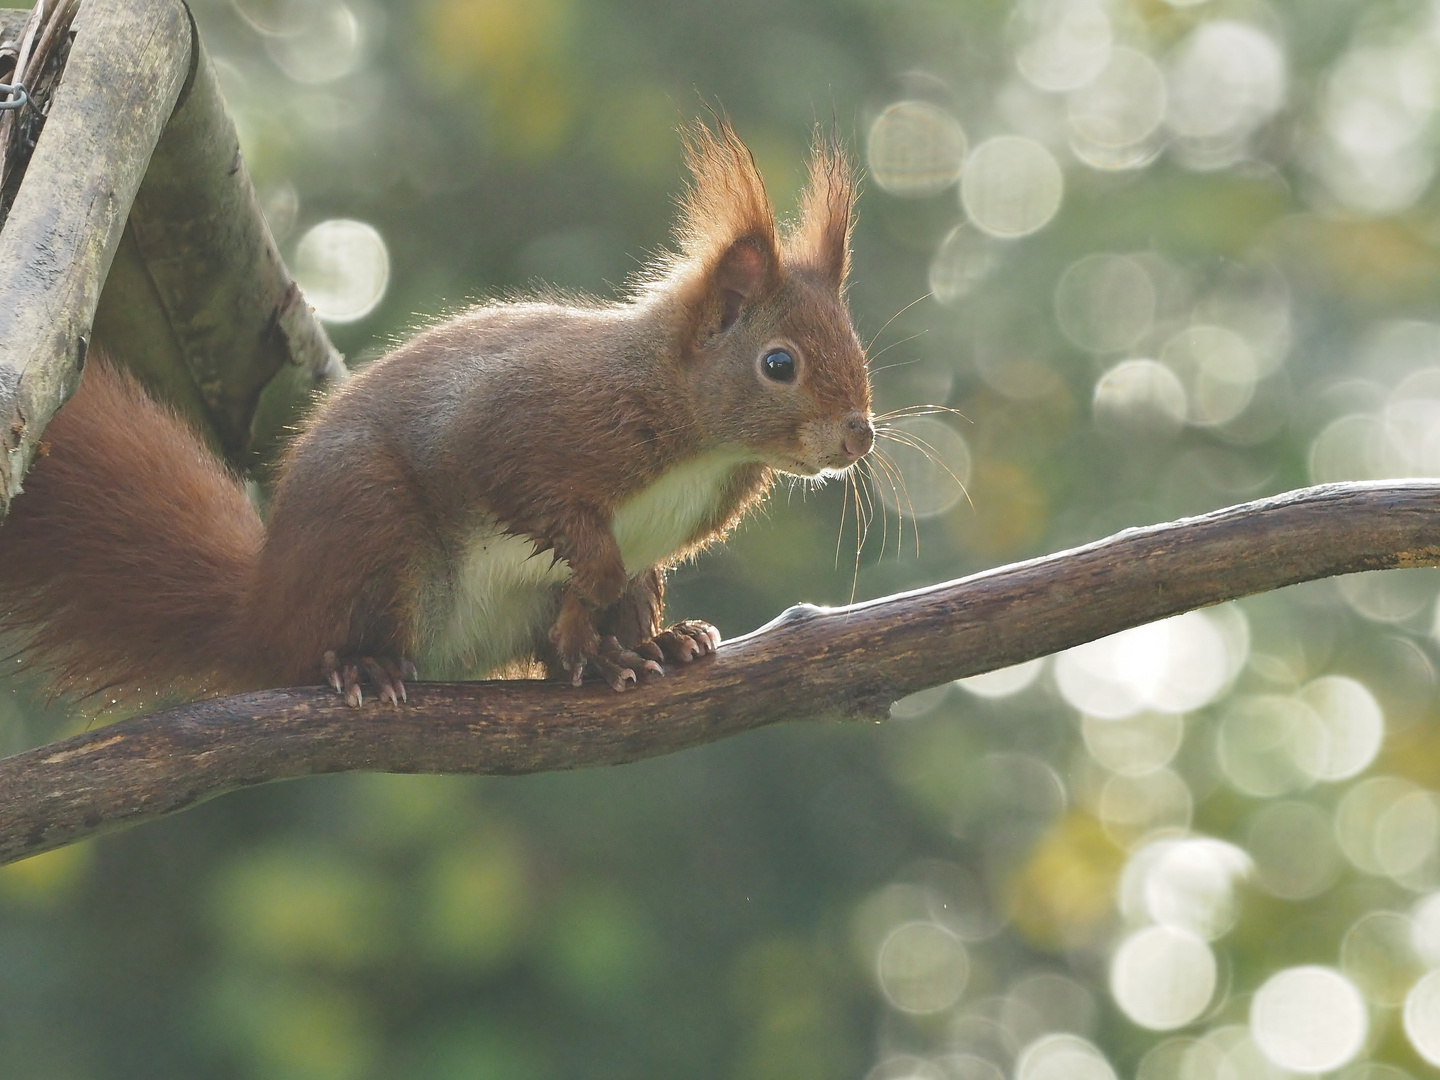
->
[787, 128, 857, 292]
[674, 119, 781, 340]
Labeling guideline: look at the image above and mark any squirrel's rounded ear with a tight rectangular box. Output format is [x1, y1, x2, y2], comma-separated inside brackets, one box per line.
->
[714, 236, 775, 331]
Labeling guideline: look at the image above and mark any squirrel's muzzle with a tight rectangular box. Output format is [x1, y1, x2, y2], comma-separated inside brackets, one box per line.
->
[842, 413, 875, 461]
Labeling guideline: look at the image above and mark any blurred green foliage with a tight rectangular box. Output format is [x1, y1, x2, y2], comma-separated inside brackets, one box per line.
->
[11, 0, 1440, 1076]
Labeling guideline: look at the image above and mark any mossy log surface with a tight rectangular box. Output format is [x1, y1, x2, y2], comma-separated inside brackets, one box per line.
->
[2, 480, 1438, 864]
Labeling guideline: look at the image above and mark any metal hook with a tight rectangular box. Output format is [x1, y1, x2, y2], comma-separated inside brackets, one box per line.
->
[0, 82, 27, 111]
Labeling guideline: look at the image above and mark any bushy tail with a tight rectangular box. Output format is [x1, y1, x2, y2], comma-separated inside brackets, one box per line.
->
[0, 357, 263, 701]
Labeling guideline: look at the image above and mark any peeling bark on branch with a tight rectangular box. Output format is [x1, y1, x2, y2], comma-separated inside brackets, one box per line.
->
[3, 479, 1439, 865]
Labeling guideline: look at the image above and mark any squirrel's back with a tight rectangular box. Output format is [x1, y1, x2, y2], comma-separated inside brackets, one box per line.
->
[0, 358, 264, 700]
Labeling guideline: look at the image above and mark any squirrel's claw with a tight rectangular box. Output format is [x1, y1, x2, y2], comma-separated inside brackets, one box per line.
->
[600, 635, 664, 679]
[589, 652, 638, 692]
[560, 647, 640, 692]
[323, 650, 415, 708]
[553, 601, 714, 691]
[634, 639, 666, 665]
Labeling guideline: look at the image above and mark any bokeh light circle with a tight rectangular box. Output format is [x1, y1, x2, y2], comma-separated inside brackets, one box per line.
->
[934, 1053, 1004, 1080]
[264, 0, 363, 85]
[1338, 568, 1438, 624]
[1067, 47, 1167, 150]
[1015, 1033, 1116, 1080]
[1375, 790, 1440, 881]
[1110, 925, 1216, 1030]
[930, 224, 999, 304]
[1250, 966, 1367, 1074]
[877, 921, 970, 1014]
[1093, 359, 1188, 441]
[890, 684, 951, 720]
[293, 218, 390, 323]
[957, 658, 1045, 699]
[1012, 0, 1113, 93]
[1055, 610, 1239, 720]
[961, 137, 1064, 239]
[868, 102, 969, 197]
[1081, 711, 1183, 776]
[1336, 776, 1425, 876]
[873, 416, 972, 518]
[1404, 969, 1440, 1066]
[1127, 837, 1251, 940]
[1166, 21, 1287, 144]
[1342, 911, 1422, 1006]
[1413, 892, 1440, 967]
[1135, 1038, 1224, 1080]
[1056, 254, 1156, 353]
[1292, 675, 1384, 782]
[1161, 325, 1258, 426]
[1098, 768, 1193, 846]
[1217, 694, 1321, 797]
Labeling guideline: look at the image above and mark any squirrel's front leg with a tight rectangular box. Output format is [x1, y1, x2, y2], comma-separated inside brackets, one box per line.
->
[548, 520, 720, 692]
[548, 515, 637, 691]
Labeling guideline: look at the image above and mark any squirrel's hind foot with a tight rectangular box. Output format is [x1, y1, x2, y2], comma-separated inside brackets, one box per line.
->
[595, 621, 720, 688]
[322, 650, 418, 708]
[550, 590, 720, 691]
[650, 620, 721, 664]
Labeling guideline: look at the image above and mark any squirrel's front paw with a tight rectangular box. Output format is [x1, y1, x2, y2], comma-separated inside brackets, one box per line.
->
[322, 650, 418, 708]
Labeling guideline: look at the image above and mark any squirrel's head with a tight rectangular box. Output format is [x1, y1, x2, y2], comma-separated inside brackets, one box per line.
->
[660, 121, 873, 478]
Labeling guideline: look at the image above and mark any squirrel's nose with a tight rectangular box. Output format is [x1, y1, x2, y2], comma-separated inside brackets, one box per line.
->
[842, 413, 875, 460]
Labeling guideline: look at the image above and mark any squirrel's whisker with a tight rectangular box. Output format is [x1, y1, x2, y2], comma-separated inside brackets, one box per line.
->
[876, 429, 972, 507]
[866, 330, 928, 367]
[864, 292, 931, 354]
[867, 357, 924, 377]
[872, 447, 924, 557]
[874, 404, 970, 422]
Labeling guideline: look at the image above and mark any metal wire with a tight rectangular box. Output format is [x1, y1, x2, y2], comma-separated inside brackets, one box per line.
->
[0, 82, 26, 110]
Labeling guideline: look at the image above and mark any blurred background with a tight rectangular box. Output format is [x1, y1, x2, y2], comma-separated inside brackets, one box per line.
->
[7, 0, 1440, 1076]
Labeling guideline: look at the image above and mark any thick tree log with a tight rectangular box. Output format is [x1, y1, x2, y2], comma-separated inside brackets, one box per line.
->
[0, 0, 344, 502]
[2, 479, 1438, 864]
[0, 0, 190, 516]
[91, 10, 346, 469]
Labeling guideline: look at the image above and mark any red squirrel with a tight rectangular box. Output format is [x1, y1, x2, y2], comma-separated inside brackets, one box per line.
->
[0, 121, 874, 706]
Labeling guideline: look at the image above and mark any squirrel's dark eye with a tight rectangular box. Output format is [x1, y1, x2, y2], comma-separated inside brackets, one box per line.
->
[762, 348, 796, 383]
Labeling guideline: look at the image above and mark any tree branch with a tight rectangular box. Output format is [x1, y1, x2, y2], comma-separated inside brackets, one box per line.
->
[3, 479, 1438, 864]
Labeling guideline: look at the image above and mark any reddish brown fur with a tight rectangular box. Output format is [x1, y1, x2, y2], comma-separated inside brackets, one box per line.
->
[0, 121, 872, 702]
[787, 129, 857, 290]
[673, 122, 779, 284]
[0, 360, 264, 698]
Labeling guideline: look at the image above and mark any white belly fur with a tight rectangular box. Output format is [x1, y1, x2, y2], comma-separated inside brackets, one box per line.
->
[420, 449, 750, 678]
